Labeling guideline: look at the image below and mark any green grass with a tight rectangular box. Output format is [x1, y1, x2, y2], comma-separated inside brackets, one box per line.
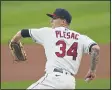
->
[1, 1, 110, 44]
[1, 79, 110, 89]
[76, 78, 110, 89]
[1, 80, 34, 89]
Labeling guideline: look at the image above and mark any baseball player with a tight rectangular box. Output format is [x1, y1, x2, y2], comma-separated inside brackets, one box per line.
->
[10, 8, 100, 89]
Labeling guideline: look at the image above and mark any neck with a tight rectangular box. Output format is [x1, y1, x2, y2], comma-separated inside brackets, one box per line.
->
[52, 24, 69, 29]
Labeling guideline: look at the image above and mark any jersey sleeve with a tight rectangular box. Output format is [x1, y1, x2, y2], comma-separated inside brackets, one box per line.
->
[29, 27, 49, 44]
[81, 35, 97, 54]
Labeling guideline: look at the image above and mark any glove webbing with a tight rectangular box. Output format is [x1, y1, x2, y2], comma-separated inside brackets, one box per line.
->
[11, 42, 25, 61]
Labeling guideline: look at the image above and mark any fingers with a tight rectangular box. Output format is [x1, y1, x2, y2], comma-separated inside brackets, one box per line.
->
[85, 74, 95, 80]
[85, 70, 96, 78]
[85, 78, 91, 83]
[85, 77, 92, 83]
[84, 73, 91, 80]
[84, 72, 96, 83]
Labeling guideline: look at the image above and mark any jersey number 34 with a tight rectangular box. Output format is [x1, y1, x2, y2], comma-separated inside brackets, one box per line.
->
[55, 40, 78, 60]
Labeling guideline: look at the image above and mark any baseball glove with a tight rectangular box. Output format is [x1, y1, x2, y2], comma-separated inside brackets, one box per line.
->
[9, 41, 27, 61]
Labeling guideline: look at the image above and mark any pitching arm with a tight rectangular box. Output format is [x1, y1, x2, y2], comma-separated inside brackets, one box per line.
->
[89, 45, 100, 72]
[81, 35, 100, 82]
[85, 44, 100, 82]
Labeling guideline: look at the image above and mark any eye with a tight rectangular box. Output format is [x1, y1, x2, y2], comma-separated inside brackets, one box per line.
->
[53, 16, 59, 20]
[53, 17, 57, 19]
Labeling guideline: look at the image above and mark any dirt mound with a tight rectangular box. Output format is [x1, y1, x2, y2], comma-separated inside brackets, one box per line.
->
[1, 44, 110, 82]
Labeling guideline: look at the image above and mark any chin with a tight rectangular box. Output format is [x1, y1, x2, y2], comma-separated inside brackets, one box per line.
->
[52, 26, 55, 29]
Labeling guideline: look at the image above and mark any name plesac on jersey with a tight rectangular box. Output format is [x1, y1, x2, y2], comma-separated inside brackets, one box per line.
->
[55, 31, 79, 40]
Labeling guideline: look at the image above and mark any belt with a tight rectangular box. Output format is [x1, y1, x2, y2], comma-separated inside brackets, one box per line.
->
[53, 68, 73, 75]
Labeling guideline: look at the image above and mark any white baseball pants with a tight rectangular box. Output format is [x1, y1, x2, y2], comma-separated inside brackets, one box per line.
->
[27, 72, 75, 89]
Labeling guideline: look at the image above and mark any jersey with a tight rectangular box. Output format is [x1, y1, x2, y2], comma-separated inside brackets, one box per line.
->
[29, 27, 97, 75]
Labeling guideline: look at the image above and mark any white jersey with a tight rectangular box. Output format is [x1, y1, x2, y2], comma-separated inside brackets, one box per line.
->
[29, 27, 97, 75]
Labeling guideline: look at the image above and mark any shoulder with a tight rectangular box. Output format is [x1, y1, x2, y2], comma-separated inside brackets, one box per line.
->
[39, 27, 52, 31]
[69, 29, 90, 38]
[30, 27, 52, 30]
[30, 27, 52, 33]
[70, 29, 81, 35]
[79, 34, 92, 41]
[80, 34, 89, 38]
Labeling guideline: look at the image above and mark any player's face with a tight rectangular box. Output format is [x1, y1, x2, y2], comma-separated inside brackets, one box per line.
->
[50, 18, 66, 28]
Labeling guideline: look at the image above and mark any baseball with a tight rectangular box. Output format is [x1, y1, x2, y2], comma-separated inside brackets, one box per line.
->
[85, 78, 90, 83]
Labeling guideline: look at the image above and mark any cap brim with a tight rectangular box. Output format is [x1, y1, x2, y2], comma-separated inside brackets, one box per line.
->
[46, 14, 55, 18]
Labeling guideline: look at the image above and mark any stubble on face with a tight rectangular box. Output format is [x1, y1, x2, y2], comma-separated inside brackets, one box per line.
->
[51, 18, 63, 28]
